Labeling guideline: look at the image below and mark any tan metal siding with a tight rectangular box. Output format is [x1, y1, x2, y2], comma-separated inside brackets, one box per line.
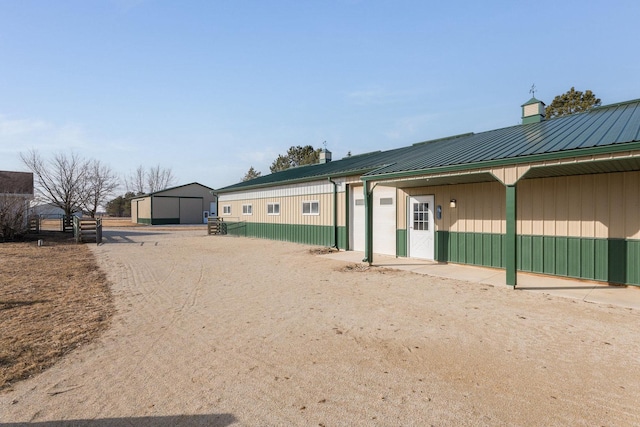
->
[133, 197, 151, 219]
[180, 198, 203, 223]
[153, 197, 179, 218]
[518, 171, 640, 239]
[157, 184, 211, 198]
[403, 181, 506, 234]
[221, 193, 334, 226]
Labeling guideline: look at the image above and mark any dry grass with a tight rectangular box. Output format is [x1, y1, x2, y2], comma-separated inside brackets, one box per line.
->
[0, 231, 114, 391]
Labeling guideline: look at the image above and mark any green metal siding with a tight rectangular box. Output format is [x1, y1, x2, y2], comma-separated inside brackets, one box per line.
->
[516, 235, 640, 286]
[440, 231, 505, 268]
[337, 226, 347, 249]
[151, 218, 180, 225]
[136, 217, 180, 225]
[437, 231, 640, 286]
[396, 229, 407, 257]
[223, 221, 343, 248]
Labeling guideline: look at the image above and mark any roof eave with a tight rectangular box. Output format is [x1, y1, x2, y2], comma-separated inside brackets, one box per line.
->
[362, 141, 640, 182]
[215, 166, 384, 194]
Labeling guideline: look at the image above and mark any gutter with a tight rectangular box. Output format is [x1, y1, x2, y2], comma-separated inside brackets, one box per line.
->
[215, 166, 384, 194]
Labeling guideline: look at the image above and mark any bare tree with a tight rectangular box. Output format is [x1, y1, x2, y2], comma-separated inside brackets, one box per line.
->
[147, 164, 176, 193]
[126, 165, 176, 195]
[125, 165, 146, 196]
[20, 149, 89, 217]
[80, 159, 120, 218]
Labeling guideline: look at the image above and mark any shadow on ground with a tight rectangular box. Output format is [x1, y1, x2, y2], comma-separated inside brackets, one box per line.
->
[2, 413, 237, 427]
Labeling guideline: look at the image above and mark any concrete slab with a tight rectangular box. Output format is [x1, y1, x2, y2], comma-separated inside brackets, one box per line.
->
[320, 250, 640, 311]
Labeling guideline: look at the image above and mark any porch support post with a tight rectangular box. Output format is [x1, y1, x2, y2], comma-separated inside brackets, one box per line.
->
[505, 184, 517, 287]
[363, 181, 374, 265]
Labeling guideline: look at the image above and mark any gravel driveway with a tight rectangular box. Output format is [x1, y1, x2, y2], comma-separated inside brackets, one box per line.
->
[2, 228, 640, 426]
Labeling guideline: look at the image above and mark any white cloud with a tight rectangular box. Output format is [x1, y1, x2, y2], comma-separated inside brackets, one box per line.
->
[0, 114, 89, 154]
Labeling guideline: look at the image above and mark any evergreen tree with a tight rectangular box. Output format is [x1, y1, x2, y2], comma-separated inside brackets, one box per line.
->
[545, 87, 601, 119]
[242, 166, 262, 182]
[269, 145, 321, 173]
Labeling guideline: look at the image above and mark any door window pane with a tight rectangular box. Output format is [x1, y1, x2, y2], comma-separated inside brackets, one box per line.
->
[413, 202, 429, 231]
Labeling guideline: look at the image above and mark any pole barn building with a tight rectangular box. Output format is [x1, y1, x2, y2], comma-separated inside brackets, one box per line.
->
[131, 182, 216, 225]
[215, 97, 640, 288]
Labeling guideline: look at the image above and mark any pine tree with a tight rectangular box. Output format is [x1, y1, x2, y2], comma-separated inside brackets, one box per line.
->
[545, 87, 601, 119]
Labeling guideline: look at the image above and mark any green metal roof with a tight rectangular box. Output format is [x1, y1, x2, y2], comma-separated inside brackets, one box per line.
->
[136, 182, 214, 198]
[215, 149, 401, 193]
[364, 98, 640, 179]
[521, 96, 544, 106]
[217, 98, 640, 192]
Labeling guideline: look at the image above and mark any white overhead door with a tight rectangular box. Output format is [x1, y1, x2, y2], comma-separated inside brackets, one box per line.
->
[350, 187, 365, 252]
[350, 185, 396, 256]
[372, 187, 396, 256]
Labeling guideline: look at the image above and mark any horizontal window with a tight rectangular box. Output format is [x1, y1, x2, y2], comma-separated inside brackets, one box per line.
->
[267, 203, 280, 215]
[222, 205, 231, 215]
[302, 201, 319, 215]
[242, 204, 252, 215]
[355, 199, 364, 206]
[380, 197, 393, 205]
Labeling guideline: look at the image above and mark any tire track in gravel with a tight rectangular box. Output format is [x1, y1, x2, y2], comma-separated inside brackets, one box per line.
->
[3, 229, 640, 426]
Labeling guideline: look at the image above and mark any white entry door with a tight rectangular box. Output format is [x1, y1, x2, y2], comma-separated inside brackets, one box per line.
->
[408, 195, 435, 260]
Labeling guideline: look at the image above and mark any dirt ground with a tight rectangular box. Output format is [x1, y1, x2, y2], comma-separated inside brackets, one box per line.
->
[0, 231, 113, 392]
[1, 228, 640, 426]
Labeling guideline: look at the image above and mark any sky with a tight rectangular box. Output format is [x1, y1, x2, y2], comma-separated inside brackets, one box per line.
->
[1, 0, 639, 192]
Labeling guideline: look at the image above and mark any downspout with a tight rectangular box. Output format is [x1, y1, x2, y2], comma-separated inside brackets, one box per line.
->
[210, 190, 218, 218]
[328, 178, 338, 249]
[363, 181, 377, 265]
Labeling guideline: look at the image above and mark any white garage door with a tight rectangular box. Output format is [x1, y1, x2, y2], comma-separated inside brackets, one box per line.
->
[350, 187, 365, 252]
[350, 186, 396, 256]
[372, 187, 396, 256]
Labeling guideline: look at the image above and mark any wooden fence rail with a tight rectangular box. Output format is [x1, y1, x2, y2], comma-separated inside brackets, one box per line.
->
[207, 217, 227, 235]
[73, 216, 103, 244]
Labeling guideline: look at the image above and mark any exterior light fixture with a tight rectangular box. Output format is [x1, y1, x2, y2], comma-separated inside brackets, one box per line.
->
[450, 199, 457, 208]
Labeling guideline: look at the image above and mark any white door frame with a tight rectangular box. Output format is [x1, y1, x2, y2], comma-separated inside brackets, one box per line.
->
[407, 195, 435, 260]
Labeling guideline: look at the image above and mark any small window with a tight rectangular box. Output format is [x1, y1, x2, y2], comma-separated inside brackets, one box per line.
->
[380, 197, 393, 206]
[302, 201, 319, 215]
[267, 203, 280, 215]
[355, 199, 365, 206]
[242, 204, 252, 215]
[222, 205, 231, 215]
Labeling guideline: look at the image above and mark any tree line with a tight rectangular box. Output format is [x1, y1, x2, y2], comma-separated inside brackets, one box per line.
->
[19, 149, 176, 218]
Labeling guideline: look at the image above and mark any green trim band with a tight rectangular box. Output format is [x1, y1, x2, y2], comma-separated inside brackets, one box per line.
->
[152, 218, 180, 225]
[396, 229, 407, 257]
[223, 221, 347, 249]
[435, 231, 640, 286]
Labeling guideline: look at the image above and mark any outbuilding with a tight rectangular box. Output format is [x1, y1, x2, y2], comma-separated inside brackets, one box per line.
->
[0, 170, 34, 236]
[131, 182, 216, 225]
[215, 97, 640, 287]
